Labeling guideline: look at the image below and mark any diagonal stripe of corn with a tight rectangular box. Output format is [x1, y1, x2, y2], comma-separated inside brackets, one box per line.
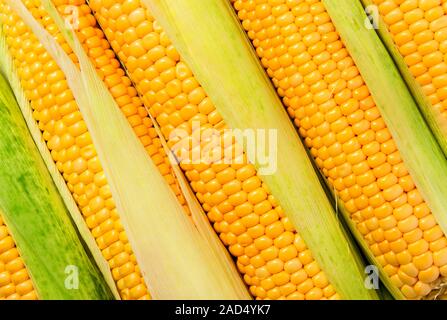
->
[231, 0, 447, 299]
[372, 0, 447, 121]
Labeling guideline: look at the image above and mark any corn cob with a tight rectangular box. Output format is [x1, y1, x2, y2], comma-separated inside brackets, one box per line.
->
[362, 1, 447, 155]
[374, 0, 447, 107]
[0, 71, 114, 299]
[87, 0, 378, 300]
[0, 0, 190, 300]
[229, 0, 447, 299]
[0, 214, 36, 300]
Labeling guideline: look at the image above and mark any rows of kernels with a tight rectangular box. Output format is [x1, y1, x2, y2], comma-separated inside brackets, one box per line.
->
[232, 0, 447, 299]
[0, 0, 180, 300]
[0, 215, 37, 300]
[88, 0, 338, 300]
[372, 0, 447, 119]
[52, 0, 188, 214]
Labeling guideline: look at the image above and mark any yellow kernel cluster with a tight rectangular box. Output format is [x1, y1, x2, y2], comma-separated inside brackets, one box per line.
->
[373, 0, 447, 118]
[232, 0, 447, 299]
[0, 0, 184, 300]
[0, 214, 36, 300]
[88, 0, 338, 300]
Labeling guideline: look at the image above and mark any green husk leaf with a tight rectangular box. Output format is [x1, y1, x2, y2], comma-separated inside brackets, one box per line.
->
[0, 22, 120, 300]
[0, 56, 114, 300]
[144, 0, 377, 300]
[360, 0, 447, 157]
[7, 0, 250, 299]
[322, 0, 447, 255]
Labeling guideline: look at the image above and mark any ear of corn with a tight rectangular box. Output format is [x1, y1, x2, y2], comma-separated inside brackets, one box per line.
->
[361, 0, 447, 157]
[0, 21, 120, 299]
[0, 70, 114, 300]
[322, 0, 447, 252]
[232, 0, 447, 299]
[7, 0, 251, 300]
[103, 0, 377, 300]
